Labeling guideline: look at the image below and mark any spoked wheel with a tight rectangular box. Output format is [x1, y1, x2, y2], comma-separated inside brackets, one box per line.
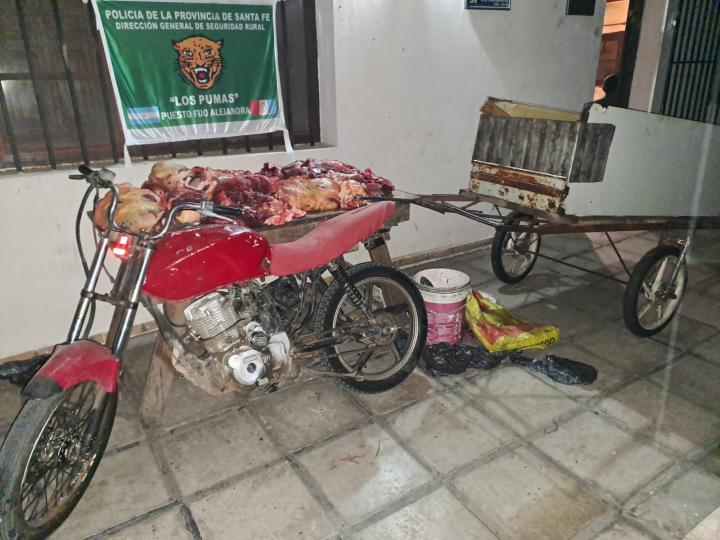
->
[314, 263, 427, 393]
[0, 381, 116, 539]
[491, 212, 541, 283]
[623, 244, 688, 337]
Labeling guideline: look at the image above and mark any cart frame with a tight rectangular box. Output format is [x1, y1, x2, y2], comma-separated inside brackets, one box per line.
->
[368, 190, 720, 337]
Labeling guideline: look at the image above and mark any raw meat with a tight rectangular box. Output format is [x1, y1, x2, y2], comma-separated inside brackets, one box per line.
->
[276, 177, 342, 213]
[93, 184, 165, 233]
[94, 158, 393, 233]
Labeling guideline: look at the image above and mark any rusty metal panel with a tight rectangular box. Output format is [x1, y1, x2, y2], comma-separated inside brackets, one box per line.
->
[472, 116, 615, 183]
[469, 161, 567, 214]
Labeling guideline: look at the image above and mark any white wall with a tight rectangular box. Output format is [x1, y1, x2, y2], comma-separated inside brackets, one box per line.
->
[0, 0, 603, 358]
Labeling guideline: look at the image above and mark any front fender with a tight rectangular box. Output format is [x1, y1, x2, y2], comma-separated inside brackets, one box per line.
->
[22, 341, 120, 399]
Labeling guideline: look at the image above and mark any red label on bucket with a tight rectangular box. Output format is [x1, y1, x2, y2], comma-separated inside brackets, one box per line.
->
[425, 300, 466, 345]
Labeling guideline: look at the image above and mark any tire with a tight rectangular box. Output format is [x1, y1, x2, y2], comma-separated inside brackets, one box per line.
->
[491, 212, 541, 284]
[623, 244, 688, 337]
[0, 382, 117, 539]
[314, 263, 427, 393]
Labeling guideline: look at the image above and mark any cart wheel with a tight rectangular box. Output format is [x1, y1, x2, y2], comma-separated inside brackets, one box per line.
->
[623, 244, 688, 337]
[491, 212, 541, 283]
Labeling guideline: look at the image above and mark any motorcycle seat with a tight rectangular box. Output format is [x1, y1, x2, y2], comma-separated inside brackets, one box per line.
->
[269, 201, 396, 276]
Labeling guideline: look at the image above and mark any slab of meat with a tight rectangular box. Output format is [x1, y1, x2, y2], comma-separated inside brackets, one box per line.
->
[277, 177, 342, 213]
[93, 184, 165, 233]
[95, 158, 392, 233]
[213, 181, 303, 227]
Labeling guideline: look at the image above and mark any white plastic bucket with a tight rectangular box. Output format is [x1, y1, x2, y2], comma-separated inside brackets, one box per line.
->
[413, 268, 471, 345]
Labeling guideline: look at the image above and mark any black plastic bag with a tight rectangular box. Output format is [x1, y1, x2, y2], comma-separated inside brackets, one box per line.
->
[509, 353, 598, 385]
[421, 343, 597, 386]
[422, 343, 502, 376]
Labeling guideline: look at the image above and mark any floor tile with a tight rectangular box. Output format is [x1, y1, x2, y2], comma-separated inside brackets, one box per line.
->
[580, 245, 643, 268]
[685, 506, 720, 540]
[593, 520, 653, 539]
[628, 468, 720, 539]
[549, 254, 624, 280]
[513, 299, 603, 339]
[614, 236, 665, 257]
[650, 315, 718, 352]
[457, 246, 495, 275]
[698, 444, 720, 478]
[573, 324, 678, 375]
[651, 355, 720, 411]
[354, 487, 498, 540]
[356, 369, 438, 415]
[543, 283, 624, 321]
[598, 380, 720, 457]
[537, 343, 632, 400]
[120, 332, 159, 391]
[190, 461, 336, 539]
[691, 333, 720, 365]
[472, 280, 546, 310]
[105, 509, 192, 539]
[298, 423, 431, 524]
[692, 277, 720, 299]
[534, 412, 672, 501]
[108, 387, 145, 448]
[460, 367, 579, 436]
[452, 447, 608, 540]
[254, 379, 368, 451]
[52, 444, 171, 539]
[388, 392, 514, 473]
[158, 375, 244, 430]
[528, 271, 594, 297]
[542, 234, 601, 256]
[108, 405, 145, 451]
[160, 407, 280, 495]
[678, 289, 720, 329]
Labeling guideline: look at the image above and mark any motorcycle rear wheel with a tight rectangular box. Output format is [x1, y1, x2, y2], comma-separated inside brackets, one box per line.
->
[314, 262, 427, 393]
[0, 381, 116, 540]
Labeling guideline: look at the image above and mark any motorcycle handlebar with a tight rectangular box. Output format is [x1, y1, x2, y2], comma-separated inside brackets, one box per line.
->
[147, 201, 248, 240]
[212, 204, 249, 218]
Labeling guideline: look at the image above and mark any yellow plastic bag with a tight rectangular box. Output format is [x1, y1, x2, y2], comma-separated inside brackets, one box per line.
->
[465, 290, 559, 352]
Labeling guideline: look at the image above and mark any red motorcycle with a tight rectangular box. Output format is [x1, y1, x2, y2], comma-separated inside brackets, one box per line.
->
[0, 166, 427, 539]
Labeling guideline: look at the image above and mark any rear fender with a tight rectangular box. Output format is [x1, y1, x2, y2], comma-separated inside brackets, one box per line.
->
[22, 341, 120, 400]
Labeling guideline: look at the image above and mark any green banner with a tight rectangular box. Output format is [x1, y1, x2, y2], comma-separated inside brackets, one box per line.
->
[93, 0, 287, 147]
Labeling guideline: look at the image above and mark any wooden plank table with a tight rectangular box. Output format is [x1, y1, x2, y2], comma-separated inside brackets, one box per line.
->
[139, 201, 411, 422]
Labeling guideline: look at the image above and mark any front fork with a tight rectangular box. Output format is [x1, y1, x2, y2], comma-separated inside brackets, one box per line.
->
[67, 233, 155, 358]
[668, 230, 694, 290]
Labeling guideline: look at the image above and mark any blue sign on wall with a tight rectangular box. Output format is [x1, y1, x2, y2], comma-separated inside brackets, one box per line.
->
[466, 0, 511, 10]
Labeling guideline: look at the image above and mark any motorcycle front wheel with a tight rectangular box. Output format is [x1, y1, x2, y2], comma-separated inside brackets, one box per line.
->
[314, 262, 427, 393]
[0, 381, 116, 540]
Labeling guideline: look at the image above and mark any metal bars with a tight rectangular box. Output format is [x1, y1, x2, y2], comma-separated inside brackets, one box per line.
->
[661, 0, 720, 124]
[0, 0, 321, 172]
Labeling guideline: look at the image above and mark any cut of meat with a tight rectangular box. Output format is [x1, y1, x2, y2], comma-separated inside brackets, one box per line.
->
[277, 177, 342, 213]
[93, 184, 165, 233]
[213, 187, 291, 227]
[94, 158, 393, 233]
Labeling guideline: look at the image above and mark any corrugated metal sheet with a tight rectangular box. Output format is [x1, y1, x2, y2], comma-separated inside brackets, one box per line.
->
[472, 116, 615, 183]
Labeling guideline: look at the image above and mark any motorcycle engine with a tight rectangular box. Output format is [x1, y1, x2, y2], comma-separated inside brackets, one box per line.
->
[182, 283, 291, 387]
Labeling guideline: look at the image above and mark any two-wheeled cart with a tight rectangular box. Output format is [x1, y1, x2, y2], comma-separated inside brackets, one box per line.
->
[374, 98, 720, 338]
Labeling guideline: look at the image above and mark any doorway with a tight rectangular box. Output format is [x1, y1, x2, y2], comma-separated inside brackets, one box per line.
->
[593, 0, 644, 107]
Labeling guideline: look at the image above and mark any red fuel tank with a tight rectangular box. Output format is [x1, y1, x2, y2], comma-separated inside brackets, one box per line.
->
[142, 224, 271, 302]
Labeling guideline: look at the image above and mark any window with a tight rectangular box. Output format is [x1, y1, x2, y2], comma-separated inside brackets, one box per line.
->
[0, 0, 320, 172]
[660, 0, 720, 125]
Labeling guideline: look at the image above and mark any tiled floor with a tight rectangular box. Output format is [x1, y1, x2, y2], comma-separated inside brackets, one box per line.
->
[1, 231, 719, 540]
